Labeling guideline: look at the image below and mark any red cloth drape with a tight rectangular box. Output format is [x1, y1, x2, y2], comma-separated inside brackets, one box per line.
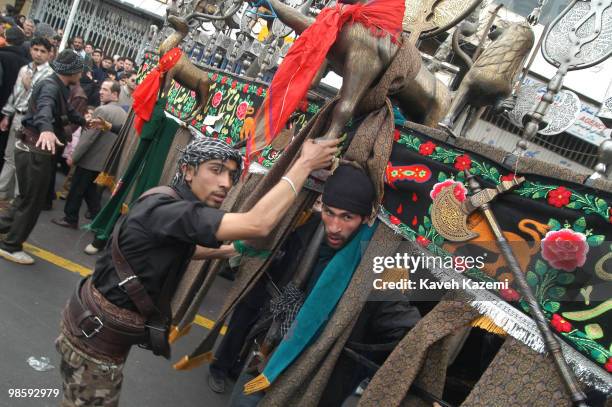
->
[246, 0, 405, 161]
[132, 47, 183, 134]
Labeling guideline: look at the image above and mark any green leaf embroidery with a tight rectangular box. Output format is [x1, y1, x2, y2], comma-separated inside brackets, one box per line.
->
[587, 234, 605, 247]
[534, 260, 548, 277]
[437, 172, 448, 182]
[547, 286, 566, 299]
[543, 301, 560, 313]
[585, 324, 604, 340]
[547, 218, 561, 231]
[556, 273, 575, 285]
[423, 216, 432, 229]
[526, 271, 539, 287]
[595, 198, 609, 214]
[572, 217, 587, 233]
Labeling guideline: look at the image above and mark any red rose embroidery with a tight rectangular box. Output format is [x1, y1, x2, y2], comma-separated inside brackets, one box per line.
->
[212, 73, 218, 81]
[454, 154, 472, 171]
[430, 180, 467, 202]
[605, 357, 612, 373]
[243, 84, 249, 93]
[231, 81, 237, 89]
[499, 288, 520, 302]
[211, 91, 223, 108]
[256, 87, 263, 96]
[550, 314, 572, 333]
[500, 173, 517, 182]
[225, 137, 233, 144]
[419, 141, 436, 156]
[221, 76, 228, 84]
[236, 101, 249, 121]
[541, 229, 589, 272]
[389, 215, 401, 225]
[547, 186, 572, 208]
[416, 236, 430, 247]
[393, 129, 400, 141]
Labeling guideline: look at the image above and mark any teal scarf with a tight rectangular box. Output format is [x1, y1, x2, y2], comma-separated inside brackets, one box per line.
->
[244, 221, 378, 394]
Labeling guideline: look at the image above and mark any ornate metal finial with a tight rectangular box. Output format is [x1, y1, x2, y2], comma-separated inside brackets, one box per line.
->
[509, 0, 612, 166]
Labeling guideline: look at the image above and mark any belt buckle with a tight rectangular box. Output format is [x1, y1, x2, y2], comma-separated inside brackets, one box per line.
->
[82, 316, 104, 338]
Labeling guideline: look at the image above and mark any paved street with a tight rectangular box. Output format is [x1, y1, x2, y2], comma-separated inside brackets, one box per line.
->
[0, 180, 232, 407]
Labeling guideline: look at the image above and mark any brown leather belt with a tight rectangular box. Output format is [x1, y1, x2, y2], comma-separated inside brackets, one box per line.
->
[63, 277, 147, 356]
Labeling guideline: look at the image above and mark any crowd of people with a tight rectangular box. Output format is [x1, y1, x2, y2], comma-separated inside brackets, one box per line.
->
[0, 10, 138, 264]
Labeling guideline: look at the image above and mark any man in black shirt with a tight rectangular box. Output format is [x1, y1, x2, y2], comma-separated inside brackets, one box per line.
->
[0, 50, 90, 265]
[56, 136, 339, 406]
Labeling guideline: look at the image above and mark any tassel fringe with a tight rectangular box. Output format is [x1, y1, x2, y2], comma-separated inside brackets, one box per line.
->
[471, 315, 508, 336]
[94, 172, 116, 190]
[168, 324, 192, 344]
[172, 352, 213, 370]
[243, 374, 271, 395]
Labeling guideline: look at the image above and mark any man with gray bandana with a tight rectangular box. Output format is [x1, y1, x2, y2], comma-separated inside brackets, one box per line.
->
[0, 50, 91, 265]
[56, 136, 339, 406]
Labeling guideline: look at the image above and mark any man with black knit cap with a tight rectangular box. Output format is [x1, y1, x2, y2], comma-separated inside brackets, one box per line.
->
[0, 50, 90, 264]
[55, 136, 339, 406]
[210, 164, 377, 392]
[217, 164, 419, 406]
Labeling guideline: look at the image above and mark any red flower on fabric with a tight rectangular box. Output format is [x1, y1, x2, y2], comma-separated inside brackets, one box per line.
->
[393, 129, 400, 141]
[243, 84, 249, 93]
[605, 357, 612, 373]
[499, 288, 520, 302]
[221, 76, 228, 84]
[236, 101, 249, 121]
[551, 314, 572, 333]
[225, 137, 232, 145]
[430, 180, 467, 202]
[419, 141, 436, 156]
[231, 81, 237, 89]
[211, 91, 223, 108]
[454, 154, 472, 171]
[500, 173, 517, 182]
[541, 229, 589, 272]
[256, 87, 263, 96]
[416, 236, 430, 247]
[547, 186, 572, 208]
[212, 73, 218, 81]
[389, 215, 401, 225]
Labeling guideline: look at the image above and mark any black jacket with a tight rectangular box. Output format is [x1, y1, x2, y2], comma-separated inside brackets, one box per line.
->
[93, 183, 225, 311]
[21, 73, 87, 143]
[0, 45, 29, 110]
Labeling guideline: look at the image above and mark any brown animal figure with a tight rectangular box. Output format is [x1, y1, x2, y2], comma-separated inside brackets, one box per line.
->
[254, 0, 451, 140]
[443, 215, 549, 279]
[438, 22, 535, 134]
[158, 15, 211, 122]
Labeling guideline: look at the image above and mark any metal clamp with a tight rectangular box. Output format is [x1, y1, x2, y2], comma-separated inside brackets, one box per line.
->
[118, 275, 138, 287]
[81, 316, 104, 338]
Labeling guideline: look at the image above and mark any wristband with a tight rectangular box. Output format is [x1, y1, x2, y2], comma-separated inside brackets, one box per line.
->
[281, 176, 298, 197]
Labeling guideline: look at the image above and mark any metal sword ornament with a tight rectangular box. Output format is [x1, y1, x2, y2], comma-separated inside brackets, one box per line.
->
[434, 2, 612, 405]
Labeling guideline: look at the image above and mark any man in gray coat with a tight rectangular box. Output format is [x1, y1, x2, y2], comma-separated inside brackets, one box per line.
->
[52, 80, 127, 229]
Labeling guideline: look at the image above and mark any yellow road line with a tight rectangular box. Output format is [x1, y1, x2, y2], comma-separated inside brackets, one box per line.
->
[23, 243, 224, 334]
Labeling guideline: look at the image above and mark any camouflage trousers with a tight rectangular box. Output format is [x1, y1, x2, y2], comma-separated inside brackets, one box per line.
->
[55, 333, 125, 407]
